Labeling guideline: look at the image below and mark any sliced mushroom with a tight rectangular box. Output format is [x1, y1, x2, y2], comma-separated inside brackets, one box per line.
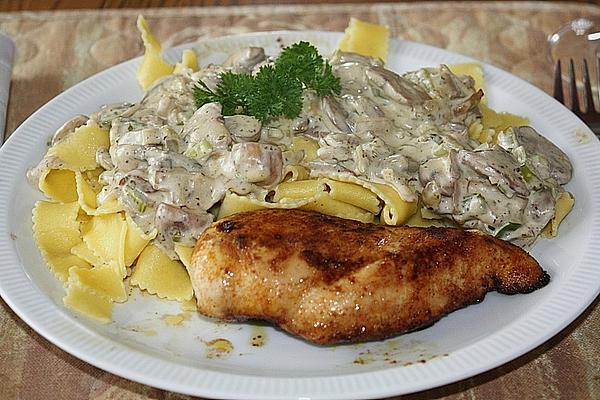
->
[155, 203, 214, 249]
[317, 132, 362, 162]
[111, 145, 148, 172]
[422, 180, 442, 208]
[330, 51, 384, 67]
[26, 155, 66, 187]
[418, 151, 460, 196]
[117, 127, 165, 146]
[224, 115, 262, 142]
[459, 147, 530, 197]
[229, 142, 283, 187]
[223, 47, 266, 73]
[524, 189, 555, 231]
[120, 173, 155, 193]
[144, 147, 202, 172]
[514, 126, 573, 185]
[291, 117, 310, 134]
[183, 102, 232, 151]
[343, 95, 384, 118]
[366, 66, 431, 104]
[95, 147, 114, 170]
[452, 90, 483, 115]
[321, 97, 351, 133]
[439, 65, 477, 99]
[149, 169, 223, 210]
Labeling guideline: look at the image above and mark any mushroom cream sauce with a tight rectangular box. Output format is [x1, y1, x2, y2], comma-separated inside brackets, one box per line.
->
[29, 47, 573, 259]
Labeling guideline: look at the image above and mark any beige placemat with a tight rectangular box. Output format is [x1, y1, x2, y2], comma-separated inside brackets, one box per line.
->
[1, 2, 600, 399]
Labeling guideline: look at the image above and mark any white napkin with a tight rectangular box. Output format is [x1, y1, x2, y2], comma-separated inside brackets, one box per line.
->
[0, 32, 14, 140]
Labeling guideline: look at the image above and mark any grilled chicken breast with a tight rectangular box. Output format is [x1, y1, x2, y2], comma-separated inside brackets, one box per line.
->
[189, 209, 549, 344]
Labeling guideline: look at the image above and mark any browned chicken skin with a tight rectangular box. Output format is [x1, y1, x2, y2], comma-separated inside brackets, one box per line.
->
[189, 209, 549, 345]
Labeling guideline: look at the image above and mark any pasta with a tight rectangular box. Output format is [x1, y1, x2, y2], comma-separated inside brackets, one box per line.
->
[542, 192, 575, 237]
[372, 183, 418, 226]
[38, 169, 78, 203]
[282, 165, 310, 182]
[63, 282, 112, 324]
[480, 103, 529, 132]
[323, 178, 381, 214]
[71, 242, 107, 267]
[93, 196, 124, 215]
[220, 174, 420, 225]
[301, 192, 375, 223]
[218, 192, 269, 219]
[124, 215, 156, 267]
[173, 49, 199, 74]
[289, 136, 319, 162]
[28, 16, 574, 325]
[337, 17, 389, 61]
[47, 120, 109, 171]
[136, 15, 175, 89]
[130, 245, 193, 301]
[81, 213, 128, 278]
[273, 180, 322, 202]
[32, 201, 89, 281]
[174, 244, 194, 268]
[68, 265, 127, 303]
[223, 175, 417, 225]
[75, 171, 98, 214]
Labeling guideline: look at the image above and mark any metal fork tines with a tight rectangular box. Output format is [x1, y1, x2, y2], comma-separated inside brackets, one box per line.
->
[554, 58, 600, 134]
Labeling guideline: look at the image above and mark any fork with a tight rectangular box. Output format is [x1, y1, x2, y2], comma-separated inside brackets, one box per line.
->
[553, 58, 600, 135]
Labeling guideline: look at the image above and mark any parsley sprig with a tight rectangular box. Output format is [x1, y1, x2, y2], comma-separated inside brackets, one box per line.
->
[193, 42, 341, 123]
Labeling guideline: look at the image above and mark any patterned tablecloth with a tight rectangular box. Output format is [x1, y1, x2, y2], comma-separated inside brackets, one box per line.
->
[1, 2, 599, 399]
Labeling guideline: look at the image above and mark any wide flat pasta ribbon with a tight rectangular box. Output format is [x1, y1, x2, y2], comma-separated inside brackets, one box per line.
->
[47, 120, 109, 171]
[81, 213, 128, 278]
[542, 192, 575, 237]
[136, 15, 175, 90]
[174, 244, 194, 268]
[173, 49, 199, 74]
[130, 245, 193, 302]
[63, 282, 112, 324]
[32, 201, 91, 281]
[68, 265, 127, 303]
[124, 215, 156, 266]
[38, 169, 78, 203]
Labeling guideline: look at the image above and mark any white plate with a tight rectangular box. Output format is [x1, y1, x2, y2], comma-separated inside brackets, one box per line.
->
[1, 31, 599, 400]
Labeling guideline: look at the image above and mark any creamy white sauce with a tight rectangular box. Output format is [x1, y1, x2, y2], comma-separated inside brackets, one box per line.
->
[30, 46, 573, 257]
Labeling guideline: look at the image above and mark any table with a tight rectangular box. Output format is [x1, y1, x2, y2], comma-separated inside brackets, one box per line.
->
[1, 2, 600, 399]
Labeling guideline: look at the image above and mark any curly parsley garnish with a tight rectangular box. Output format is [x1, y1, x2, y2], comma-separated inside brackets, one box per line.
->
[193, 42, 341, 122]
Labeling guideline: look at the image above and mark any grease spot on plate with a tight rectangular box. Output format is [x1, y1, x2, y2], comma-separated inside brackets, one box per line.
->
[161, 312, 190, 326]
[351, 339, 447, 366]
[250, 325, 267, 347]
[205, 338, 233, 359]
[179, 297, 197, 312]
[127, 326, 157, 337]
